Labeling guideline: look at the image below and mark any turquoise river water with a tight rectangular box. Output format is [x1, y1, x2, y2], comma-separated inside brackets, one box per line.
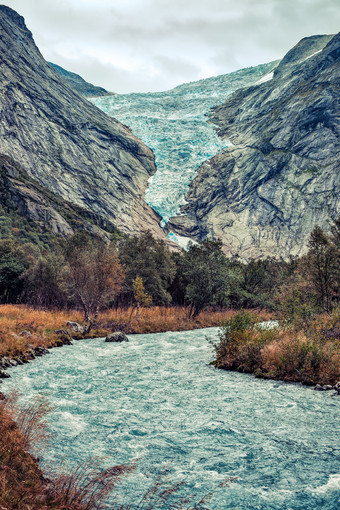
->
[3, 328, 340, 509]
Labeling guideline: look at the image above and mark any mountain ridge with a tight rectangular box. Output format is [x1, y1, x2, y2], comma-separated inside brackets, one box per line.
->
[168, 32, 340, 259]
[48, 62, 113, 98]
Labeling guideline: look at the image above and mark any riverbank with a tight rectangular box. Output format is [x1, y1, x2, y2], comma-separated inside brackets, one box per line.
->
[4, 327, 340, 510]
[1, 305, 339, 509]
[0, 304, 269, 364]
[212, 310, 340, 390]
[0, 304, 262, 510]
[0, 393, 138, 510]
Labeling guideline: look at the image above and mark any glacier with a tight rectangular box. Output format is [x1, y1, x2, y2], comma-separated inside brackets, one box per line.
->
[92, 61, 278, 229]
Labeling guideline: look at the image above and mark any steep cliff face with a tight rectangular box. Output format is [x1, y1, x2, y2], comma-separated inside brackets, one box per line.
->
[169, 33, 340, 259]
[0, 6, 164, 239]
[48, 62, 113, 98]
[0, 153, 116, 239]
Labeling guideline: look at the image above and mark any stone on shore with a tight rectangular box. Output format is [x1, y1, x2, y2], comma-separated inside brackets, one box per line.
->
[66, 321, 84, 333]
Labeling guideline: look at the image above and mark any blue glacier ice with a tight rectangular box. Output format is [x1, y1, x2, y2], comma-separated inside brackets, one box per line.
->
[3, 328, 340, 509]
[92, 62, 278, 225]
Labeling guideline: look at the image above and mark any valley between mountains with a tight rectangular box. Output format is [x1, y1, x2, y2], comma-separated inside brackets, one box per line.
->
[0, 4, 339, 510]
[1, 5, 339, 258]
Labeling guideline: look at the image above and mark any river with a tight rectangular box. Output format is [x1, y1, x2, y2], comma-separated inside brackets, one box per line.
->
[3, 328, 340, 509]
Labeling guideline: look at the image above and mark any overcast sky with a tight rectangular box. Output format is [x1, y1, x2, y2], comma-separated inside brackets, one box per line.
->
[3, 0, 340, 93]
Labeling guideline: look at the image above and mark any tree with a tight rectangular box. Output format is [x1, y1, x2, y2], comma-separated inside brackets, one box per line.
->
[65, 234, 124, 334]
[131, 276, 152, 320]
[0, 239, 30, 303]
[329, 216, 340, 303]
[181, 239, 239, 318]
[118, 232, 175, 306]
[22, 252, 67, 308]
[307, 225, 333, 311]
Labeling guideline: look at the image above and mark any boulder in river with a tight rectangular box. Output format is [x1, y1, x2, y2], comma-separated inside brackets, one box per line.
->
[105, 331, 128, 343]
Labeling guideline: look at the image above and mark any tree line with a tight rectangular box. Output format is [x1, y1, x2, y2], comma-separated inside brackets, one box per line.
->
[0, 218, 339, 327]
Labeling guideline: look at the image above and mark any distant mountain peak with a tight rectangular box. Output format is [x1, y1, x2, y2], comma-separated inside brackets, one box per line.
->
[0, 5, 27, 30]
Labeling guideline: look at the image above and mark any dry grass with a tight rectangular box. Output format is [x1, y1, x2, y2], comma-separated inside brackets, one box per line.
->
[0, 304, 269, 359]
[0, 394, 137, 510]
[260, 329, 340, 385]
[215, 311, 340, 385]
[0, 305, 84, 358]
[97, 306, 270, 335]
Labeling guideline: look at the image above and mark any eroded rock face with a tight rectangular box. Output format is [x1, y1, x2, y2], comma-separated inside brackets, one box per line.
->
[0, 6, 165, 240]
[169, 34, 340, 259]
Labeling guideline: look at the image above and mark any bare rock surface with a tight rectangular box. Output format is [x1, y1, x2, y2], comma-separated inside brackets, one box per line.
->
[105, 331, 129, 342]
[0, 6, 165, 240]
[169, 34, 340, 259]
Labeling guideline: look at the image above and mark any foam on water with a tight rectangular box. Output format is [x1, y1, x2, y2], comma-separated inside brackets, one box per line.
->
[3, 328, 340, 509]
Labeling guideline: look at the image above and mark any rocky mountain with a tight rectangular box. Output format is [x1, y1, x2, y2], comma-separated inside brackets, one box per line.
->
[48, 62, 113, 98]
[169, 33, 340, 259]
[92, 61, 278, 231]
[0, 5, 165, 241]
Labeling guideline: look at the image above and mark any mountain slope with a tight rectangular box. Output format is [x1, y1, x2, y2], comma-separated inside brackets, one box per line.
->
[0, 5, 164, 240]
[93, 61, 278, 226]
[48, 62, 113, 98]
[0, 152, 117, 241]
[169, 33, 340, 259]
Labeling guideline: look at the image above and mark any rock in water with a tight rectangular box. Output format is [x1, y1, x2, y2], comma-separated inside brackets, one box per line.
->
[105, 332, 129, 343]
[0, 6, 165, 240]
[169, 33, 340, 259]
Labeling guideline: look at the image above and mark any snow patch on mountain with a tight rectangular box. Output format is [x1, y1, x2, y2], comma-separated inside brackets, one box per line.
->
[256, 71, 274, 85]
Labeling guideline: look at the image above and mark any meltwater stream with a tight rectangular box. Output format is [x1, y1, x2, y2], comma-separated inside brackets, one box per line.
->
[4, 328, 340, 509]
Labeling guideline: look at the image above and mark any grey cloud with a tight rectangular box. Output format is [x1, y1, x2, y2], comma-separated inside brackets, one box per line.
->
[154, 55, 200, 80]
[3, 0, 340, 92]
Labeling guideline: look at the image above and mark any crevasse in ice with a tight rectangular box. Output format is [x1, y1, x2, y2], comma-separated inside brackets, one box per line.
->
[92, 62, 276, 225]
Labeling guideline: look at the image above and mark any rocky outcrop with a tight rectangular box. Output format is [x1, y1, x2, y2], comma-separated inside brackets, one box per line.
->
[169, 34, 340, 259]
[48, 62, 113, 98]
[0, 6, 165, 240]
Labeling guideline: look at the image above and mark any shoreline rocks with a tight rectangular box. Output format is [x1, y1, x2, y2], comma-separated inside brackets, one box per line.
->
[314, 382, 340, 396]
